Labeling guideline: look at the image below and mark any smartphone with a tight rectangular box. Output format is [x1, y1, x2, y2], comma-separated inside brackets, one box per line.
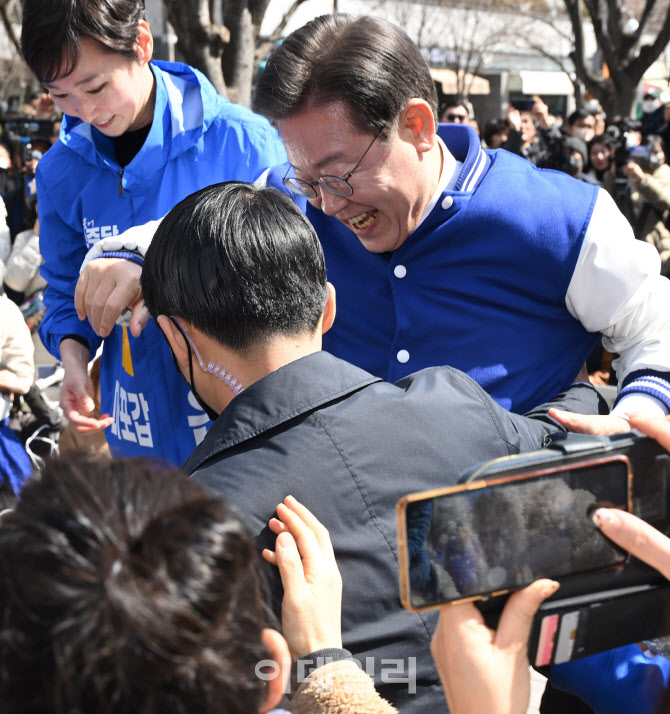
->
[511, 99, 535, 112]
[397, 455, 632, 611]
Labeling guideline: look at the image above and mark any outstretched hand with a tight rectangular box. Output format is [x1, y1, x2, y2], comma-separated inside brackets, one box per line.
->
[549, 408, 631, 435]
[262, 496, 343, 660]
[59, 340, 113, 433]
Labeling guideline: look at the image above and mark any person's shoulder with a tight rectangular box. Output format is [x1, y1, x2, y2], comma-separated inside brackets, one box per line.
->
[36, 139, 71, 177]
[653, 163, 670, 181]
[207, 97, 279, 138]
[398, 364, 488, 397]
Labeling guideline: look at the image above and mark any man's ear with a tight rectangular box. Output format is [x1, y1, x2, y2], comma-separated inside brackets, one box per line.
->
[321, 282, 336, 335]
[399, 99, 437, 154]
[135, 19, 153, 64]
[259, 628, 291, 713]
[157, 315, 188, 366]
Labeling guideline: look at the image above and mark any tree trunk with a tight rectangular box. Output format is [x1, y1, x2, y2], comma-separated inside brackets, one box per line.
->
[602, 76, 638, 120]
[222, 0, 256, 106]
[165, 0, 229, 96]
[565, 0, 670, 119]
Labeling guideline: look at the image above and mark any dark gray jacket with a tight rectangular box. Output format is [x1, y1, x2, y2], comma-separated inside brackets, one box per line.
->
[185, 351, 599, 713]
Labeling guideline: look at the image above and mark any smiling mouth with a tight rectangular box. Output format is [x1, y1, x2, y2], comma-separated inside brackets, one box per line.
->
[348, 210, 378, 230]
[96, 116, 115, 129]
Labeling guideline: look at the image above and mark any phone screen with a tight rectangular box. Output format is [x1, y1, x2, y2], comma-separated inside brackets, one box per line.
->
[402, 460, 630, 609]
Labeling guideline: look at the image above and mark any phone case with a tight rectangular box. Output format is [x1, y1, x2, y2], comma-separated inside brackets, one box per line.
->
[527, 581, 670, 665]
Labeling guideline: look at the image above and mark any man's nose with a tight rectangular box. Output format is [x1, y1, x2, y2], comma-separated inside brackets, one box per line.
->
[317, 187, 350, 217]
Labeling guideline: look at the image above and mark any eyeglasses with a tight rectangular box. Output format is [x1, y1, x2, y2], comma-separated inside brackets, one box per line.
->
[445, 113, 468, 123]
[283, 127, 384, 199]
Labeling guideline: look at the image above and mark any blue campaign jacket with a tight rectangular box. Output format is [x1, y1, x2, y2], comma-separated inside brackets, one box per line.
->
[36, 61, 286, 463]
[266, 124, 670, 415]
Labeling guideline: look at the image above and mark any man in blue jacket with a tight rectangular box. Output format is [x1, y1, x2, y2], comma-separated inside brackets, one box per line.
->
[252, 14, 670, 429]
[140, 181, 601, 714]
[22, 0, 285, 463]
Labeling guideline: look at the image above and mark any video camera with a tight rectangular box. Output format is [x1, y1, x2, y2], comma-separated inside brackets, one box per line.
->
[397, 431, 670, 664]
[1, 115, 53, 168]
[539, 129, 586, 177]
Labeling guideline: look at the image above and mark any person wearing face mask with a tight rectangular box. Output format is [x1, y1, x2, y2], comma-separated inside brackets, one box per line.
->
[565, 108, 597, 145]
[140, 180, 603, 714]
[641, 92, 665, 137]
[623, 135, 670, 276]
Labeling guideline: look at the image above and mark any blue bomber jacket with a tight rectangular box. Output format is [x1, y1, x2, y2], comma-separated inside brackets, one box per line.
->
[37, 60, 286, 462]
[265, 124, 670, 415]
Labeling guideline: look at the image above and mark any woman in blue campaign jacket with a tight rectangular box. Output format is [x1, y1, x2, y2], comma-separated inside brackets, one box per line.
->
[23, 0, 286, 463]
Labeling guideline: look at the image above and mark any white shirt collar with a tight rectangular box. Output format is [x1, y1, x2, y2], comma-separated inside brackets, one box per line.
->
[416, 135, 463, 231]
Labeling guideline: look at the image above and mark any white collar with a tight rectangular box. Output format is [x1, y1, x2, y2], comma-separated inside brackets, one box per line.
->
[416, 135, 463, 231]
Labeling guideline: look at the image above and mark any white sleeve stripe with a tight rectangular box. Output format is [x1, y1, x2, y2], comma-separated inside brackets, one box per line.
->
[619, 377, 670, 401]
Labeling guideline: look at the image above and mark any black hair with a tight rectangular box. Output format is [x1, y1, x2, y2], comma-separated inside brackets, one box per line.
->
[589, 133, 615, 150]
[483, 118, 509, 147]
[567, 108, 595, 126]
[21, 0, 146, 83]
[141, 182, 329, 354]
[252, 14, 438, 135]
[0, 453, 267, 714]
[440, 101, 470, 118]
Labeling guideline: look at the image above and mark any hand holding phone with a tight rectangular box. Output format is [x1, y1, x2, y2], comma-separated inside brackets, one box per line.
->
[431, 579, 559, 714]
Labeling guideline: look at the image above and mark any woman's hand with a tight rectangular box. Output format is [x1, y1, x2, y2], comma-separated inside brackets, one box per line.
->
[262, 496, 343, 660]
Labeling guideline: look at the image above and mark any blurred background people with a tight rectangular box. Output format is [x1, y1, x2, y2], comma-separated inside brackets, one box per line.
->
[440, 100, 470, 124]
[0, 289, 34, 505]
[585, 134, 614, 186]
[503, 105, 547, 166]
[622, 134, 670, 276]
[483, 117, 510, 149]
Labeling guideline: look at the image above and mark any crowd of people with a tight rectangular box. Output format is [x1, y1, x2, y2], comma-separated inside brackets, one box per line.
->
[1, 0, 670, 713]
[475, 94, 670, 275]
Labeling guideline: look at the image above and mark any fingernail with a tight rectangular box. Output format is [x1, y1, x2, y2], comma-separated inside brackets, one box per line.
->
[591, 508, 620, 530]
[544, 581, 560, 597]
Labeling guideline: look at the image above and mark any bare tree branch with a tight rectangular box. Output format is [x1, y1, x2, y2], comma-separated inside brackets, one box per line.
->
[0, 0, 21, 56]
[256, 0, 305, 60]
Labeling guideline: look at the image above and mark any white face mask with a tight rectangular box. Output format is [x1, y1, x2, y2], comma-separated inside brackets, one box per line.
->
[0, 157, 10, 170]
[571, 127, 594, 143]
[642, 100, 660, 115]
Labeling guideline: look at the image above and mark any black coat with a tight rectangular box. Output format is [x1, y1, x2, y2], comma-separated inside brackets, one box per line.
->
[185, 351, 600, 713]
